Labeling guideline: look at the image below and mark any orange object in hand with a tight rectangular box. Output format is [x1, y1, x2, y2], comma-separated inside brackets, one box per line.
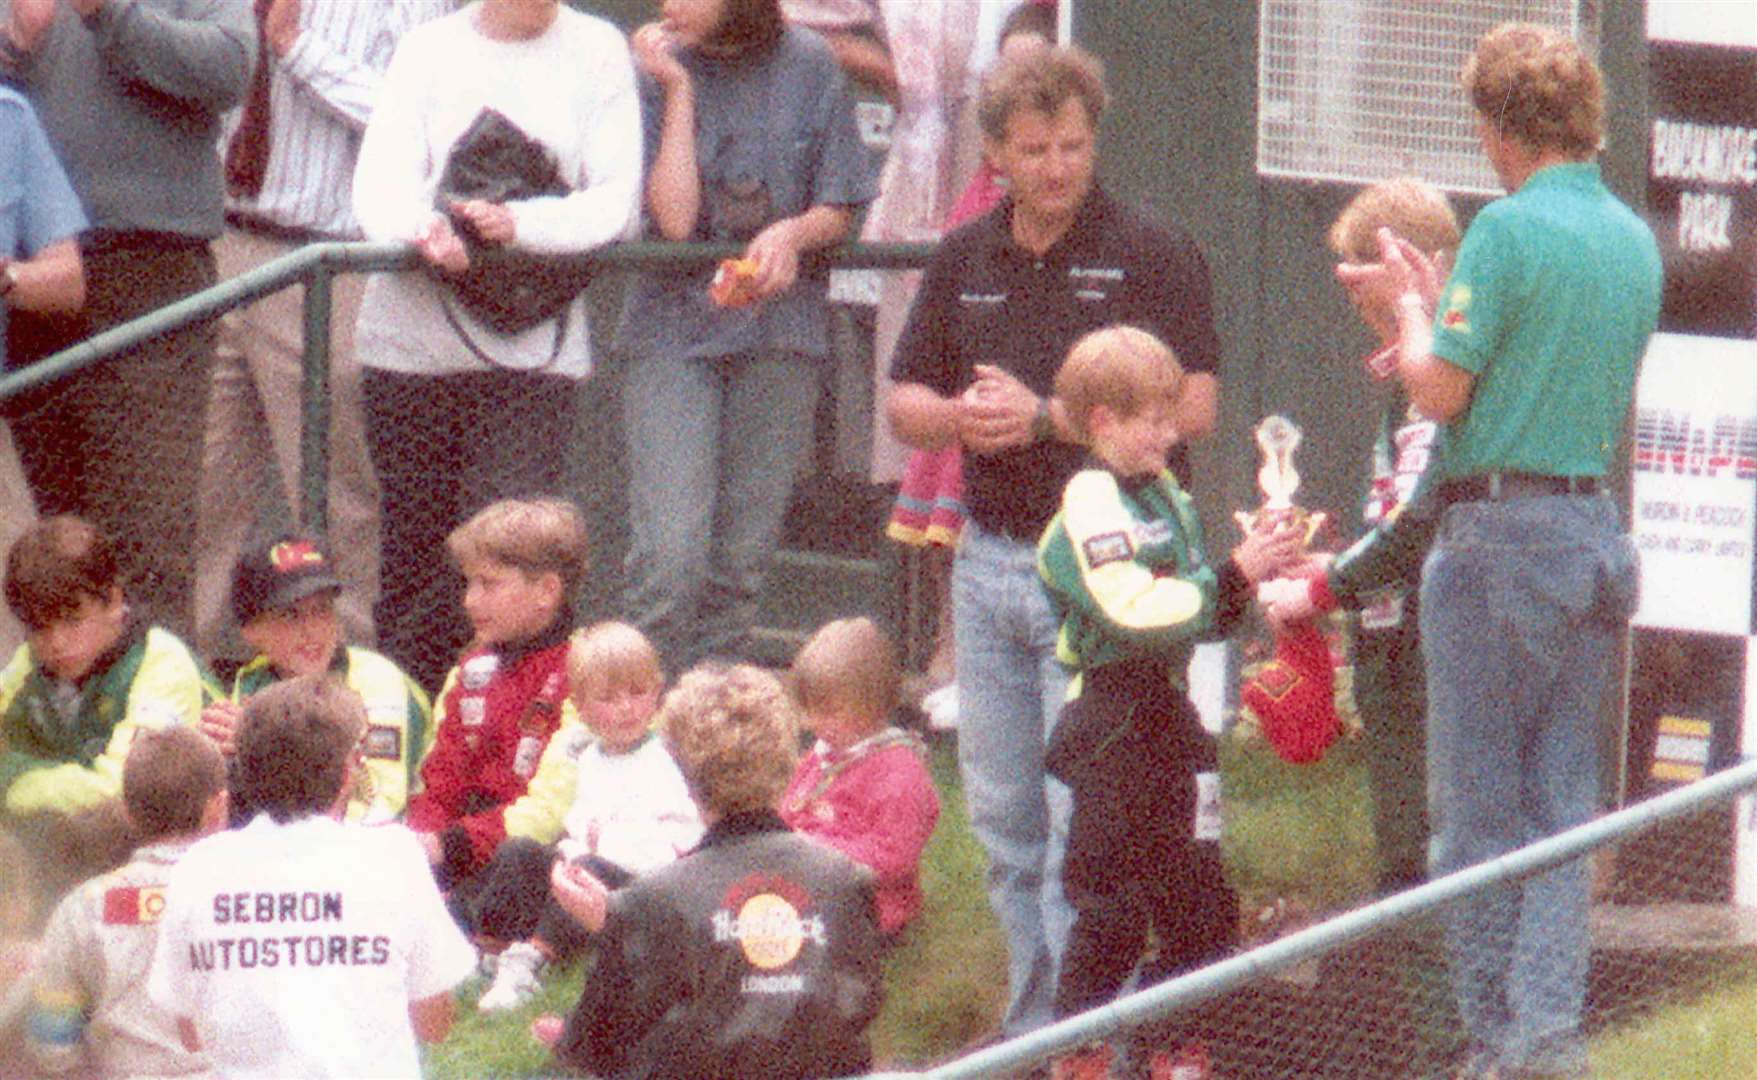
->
[709, 257, 761, 308]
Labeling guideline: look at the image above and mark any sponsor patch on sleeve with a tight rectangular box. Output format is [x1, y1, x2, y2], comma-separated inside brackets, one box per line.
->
[363, 724, 402, 761]
[1082, 531, 1134, 568]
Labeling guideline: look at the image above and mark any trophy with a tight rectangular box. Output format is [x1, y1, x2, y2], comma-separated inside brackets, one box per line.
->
[1235, 414, 1326, 546]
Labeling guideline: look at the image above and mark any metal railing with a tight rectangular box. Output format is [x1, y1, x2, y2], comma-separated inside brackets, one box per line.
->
[866, 757, 1757, 1078]
[0, 238, 937, 538]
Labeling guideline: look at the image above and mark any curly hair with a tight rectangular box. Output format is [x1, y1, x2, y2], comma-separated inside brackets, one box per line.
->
[977, 43, 1107, 143]
[660, 663, 799, 818]
[1463, 22, 1603, 157]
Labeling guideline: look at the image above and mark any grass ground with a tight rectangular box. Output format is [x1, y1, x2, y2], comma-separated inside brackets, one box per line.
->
[425, 719, 1757, 1078]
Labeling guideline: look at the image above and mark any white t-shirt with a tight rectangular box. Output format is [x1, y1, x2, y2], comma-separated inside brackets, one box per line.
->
[558, 734, 703, 875]
[148, 815, 476, 1079]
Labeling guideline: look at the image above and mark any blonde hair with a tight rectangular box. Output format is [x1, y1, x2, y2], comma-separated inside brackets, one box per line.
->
[1327, 177, 1461, 264]
[660, 664, 799, 817]
[447, 498, 589, 595]
[568, 621, 663, 702]
[1463, 22, 1603, 157]
[1054, 325, 1184, 443]
[977, 43, 1107, 142]
[790, 617, 899, 728]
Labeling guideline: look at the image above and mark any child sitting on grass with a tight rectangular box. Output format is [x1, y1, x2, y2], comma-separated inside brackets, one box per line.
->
[23, 725, 226, 1077]
[406, 499, 589, 911]
[0, 516, 213, 914]
[200, 533, 431, 824]
[149, 676, 477, 1077]
[472, 621, 702, 1011]
[541, 663, 884, 1079]
[781, 616, 939, 938]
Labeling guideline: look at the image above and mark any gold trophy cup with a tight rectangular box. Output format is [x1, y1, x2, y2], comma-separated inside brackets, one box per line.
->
[1234, 415, 1326, 545]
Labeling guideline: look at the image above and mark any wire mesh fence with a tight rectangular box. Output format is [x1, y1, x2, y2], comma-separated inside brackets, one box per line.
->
[1257, 0, 1580, 194]
[883, 752, 1757, 1080]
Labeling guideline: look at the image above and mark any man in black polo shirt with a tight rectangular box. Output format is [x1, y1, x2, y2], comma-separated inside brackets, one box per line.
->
[886, 43, 1220, 1036]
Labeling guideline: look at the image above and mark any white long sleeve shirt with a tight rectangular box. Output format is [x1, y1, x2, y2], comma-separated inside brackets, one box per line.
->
[558, 735, 703, 876]
[351, 2, 642, 377]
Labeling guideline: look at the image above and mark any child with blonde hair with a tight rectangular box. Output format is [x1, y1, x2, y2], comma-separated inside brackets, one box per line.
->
[473, 622, 701, 1011]
[782, 617, 939, 937]
[548, 663, 883, 1079]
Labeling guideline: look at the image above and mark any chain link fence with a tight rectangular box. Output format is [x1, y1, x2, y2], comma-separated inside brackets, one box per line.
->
[877, 751, 1757, 1080]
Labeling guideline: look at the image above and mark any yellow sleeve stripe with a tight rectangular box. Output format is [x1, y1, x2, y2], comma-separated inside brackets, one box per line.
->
[1064, 471, 1204, 632]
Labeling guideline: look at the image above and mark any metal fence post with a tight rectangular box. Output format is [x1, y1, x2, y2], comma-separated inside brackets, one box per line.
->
[299, 261, 335, 539]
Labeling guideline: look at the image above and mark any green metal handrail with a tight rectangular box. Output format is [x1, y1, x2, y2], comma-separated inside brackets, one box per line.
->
[0, 239, 936, 536]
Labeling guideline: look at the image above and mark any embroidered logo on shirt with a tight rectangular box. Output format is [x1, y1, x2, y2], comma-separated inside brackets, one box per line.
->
[1082, 531, 1134, 568]
[1441, 284, 1471, 333]
[363, 725, 402, 761]
[102, 885, 166, 925]
[714, 873, 825, 974]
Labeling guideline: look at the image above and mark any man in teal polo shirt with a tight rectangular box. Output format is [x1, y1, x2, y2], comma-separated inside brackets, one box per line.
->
[1381, 23, 1659, 1080]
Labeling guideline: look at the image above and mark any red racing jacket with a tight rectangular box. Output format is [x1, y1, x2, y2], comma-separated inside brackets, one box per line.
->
[406, 628, 581, 884]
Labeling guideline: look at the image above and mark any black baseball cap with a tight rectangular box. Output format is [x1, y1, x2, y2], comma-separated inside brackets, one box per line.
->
[231, 534, 343, 627]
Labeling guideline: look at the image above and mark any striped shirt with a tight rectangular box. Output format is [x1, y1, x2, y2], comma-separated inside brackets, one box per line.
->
[224, 0, 449, 239]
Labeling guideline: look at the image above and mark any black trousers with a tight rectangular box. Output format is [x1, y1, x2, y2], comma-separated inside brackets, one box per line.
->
[465, 836, 633, 963]
[361, 368, 576, 692]
[1052, 664, 1239, 1019]
[5, 234, 217, 638]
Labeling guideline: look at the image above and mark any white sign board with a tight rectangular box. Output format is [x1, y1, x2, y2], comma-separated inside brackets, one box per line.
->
[1630, 333, 1757, 635]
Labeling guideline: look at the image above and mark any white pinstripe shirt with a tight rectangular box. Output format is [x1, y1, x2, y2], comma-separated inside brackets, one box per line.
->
[225, 0, 451, 239]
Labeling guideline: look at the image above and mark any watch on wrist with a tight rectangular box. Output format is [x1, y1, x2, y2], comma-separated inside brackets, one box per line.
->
[1030, 397, 1055, 443]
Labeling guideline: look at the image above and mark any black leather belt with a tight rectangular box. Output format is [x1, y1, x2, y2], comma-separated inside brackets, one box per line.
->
[1439, 472, 1601, 503]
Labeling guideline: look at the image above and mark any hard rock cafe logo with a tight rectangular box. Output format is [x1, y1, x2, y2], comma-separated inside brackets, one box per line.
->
[269, 539, 324, 573]
[712, 873, 826, 970]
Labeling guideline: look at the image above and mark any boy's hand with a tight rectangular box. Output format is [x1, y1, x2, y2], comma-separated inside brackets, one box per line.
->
[550, 860, 608, 934]
[198, 701, 242, 757]
[1232, 523, 1305, 584]
[1258, 576, 1319, 634]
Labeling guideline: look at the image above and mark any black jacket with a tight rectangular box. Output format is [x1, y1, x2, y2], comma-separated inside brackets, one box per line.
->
[557, 810, 883, 1079]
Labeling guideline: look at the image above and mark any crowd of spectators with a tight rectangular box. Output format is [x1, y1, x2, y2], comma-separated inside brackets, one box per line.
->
[0, 3, 1656, 1079]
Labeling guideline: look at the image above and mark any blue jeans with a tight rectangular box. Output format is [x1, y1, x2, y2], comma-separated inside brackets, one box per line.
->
[952, 521, 1075, 1036]
[621, 351, 819, 670]
[1421, 493, 1637, 1075]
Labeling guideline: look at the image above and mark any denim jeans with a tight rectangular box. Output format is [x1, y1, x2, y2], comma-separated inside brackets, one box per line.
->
[1421, 493, 1637, 1075]
[952, 520, 1074, 1036]
[621, 351, 819, 671]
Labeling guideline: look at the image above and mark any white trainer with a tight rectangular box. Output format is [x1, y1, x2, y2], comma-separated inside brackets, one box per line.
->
[477, 941, 545, 1012]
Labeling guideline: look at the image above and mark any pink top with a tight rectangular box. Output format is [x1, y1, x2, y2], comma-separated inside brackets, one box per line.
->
[779, 730, 941, 935]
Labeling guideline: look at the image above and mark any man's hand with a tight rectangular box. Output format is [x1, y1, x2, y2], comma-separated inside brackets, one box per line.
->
[959, 364, 1039, 455]
[447, 199, 516, 246]
[198, 700, 242, 757]
[264, 0, 301, 57]
[416, 214, 470, 273]
[1375, 227, 1445, 311]
[550, 860, 609, 934]
[7, 0, 56, 53]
